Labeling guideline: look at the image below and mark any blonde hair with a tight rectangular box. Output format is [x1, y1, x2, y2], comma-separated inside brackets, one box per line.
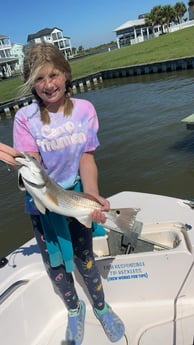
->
[22, 42, 73, 123]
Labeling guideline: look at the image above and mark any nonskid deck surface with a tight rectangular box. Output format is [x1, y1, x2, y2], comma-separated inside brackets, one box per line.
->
[31, 301, 186, 345]
[33, 307, 127, 345]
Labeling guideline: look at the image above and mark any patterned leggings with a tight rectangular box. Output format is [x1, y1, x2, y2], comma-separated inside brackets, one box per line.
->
[30, 215, 105, 310]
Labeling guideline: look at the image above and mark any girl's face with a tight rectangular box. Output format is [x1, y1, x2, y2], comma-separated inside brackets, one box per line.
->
[33, 63, 66, 109]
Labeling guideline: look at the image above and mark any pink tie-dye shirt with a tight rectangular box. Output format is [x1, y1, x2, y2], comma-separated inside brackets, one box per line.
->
[13, 98, 100, 189]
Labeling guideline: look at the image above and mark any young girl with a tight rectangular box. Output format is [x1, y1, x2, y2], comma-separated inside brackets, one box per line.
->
[13, 43, 125, 345]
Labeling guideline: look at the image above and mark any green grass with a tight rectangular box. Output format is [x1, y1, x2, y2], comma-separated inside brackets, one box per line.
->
[70, 26, 194, 78]
[1, 26, 194, 102]
[0, 76, 23, 102]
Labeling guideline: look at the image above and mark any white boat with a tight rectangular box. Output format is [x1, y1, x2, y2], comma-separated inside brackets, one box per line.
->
[1, 190, 194, 345]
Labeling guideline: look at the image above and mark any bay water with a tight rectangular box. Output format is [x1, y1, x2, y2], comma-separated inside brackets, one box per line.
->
[1, 70, 194, 257]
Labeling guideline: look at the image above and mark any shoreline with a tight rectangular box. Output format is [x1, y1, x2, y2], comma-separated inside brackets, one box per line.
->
[1, 55, 194, 117]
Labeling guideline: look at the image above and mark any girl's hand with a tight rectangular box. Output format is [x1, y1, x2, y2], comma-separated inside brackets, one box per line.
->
[0, 143, 22, 166]
[89, 194, 110, 224]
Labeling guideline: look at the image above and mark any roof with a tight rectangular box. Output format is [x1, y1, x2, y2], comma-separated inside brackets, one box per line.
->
[0, 35, 9, 40]
[113, 18, 145, 32]
[27, 27, 62, 41]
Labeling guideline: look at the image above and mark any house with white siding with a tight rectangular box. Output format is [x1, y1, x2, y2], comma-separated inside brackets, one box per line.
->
[188, 3, 194, 20]
[27, 27, 73, 58]
[11, 43, 24, 72]
[113, 14, 194, 49]
[0, 35, 19, 78]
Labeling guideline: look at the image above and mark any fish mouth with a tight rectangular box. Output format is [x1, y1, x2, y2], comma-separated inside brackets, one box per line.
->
[18, 172, 46, 189]
[18, 172, 26, 191]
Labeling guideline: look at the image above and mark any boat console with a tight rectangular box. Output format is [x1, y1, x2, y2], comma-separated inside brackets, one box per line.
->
[93, 221, 192, 258]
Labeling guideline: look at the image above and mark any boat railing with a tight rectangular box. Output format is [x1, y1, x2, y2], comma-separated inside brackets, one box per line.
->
[0, 279, 29, 305]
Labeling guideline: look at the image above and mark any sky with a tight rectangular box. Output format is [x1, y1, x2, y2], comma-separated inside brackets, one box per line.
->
[1, 0, 189, 49]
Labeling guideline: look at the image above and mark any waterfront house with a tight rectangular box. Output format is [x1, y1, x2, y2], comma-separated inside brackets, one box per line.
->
[188, 2, 194, 20]
[0, 35, 19, 78]
[113, 15, 162, 48]
[113, 10, 194, 48]
[27, 27, 73, 59]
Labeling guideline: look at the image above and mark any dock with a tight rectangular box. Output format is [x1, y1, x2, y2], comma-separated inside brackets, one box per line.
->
[181, 114, 194, 130]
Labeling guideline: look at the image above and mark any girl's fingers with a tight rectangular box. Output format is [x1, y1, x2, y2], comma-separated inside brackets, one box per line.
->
[0, 143, 22, 165]
[0, 152, 19, 165]
[0, 143, 20, 156]
[91, 210, 106, 224]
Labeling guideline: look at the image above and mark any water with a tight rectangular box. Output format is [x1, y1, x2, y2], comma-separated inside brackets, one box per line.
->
[1, 70, 194, 257]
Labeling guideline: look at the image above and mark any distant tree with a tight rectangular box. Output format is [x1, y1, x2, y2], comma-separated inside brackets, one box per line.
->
[174, 2, 187, 23]
[78, 45, 84, 53]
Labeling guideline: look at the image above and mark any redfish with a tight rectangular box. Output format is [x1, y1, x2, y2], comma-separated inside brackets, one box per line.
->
[15, 153, 140, 234]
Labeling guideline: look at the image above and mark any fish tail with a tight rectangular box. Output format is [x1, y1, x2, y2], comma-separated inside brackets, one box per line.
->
[109, 208, 140, 233]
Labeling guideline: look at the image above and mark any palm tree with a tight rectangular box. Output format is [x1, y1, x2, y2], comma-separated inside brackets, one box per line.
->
[161, 5, 176, 31]
[145, 11, 157, 36]
[146, 4, 184, 34]
[145, 6, 163, 35]
[174, 2, 187, 23]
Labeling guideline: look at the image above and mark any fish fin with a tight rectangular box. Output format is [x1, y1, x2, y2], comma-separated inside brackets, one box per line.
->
[34, 199, 46, 214]
[46, 192, 59, 206]
[82, 192, 100, 203]
[109, 208, 140, 234]
[76, 215, 92, 228]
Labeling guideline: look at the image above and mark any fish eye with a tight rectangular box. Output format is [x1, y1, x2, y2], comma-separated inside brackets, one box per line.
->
[116, 210, 120, 216]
